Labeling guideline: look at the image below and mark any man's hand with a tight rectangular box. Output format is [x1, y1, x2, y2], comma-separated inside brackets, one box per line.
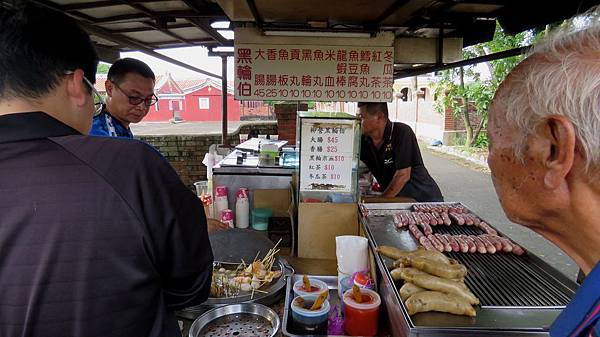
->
[207, 218, 230, 233]
[383, 167, 411, 198]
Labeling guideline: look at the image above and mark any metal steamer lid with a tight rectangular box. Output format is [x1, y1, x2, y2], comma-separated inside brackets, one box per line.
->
[189, 303, 280, 337]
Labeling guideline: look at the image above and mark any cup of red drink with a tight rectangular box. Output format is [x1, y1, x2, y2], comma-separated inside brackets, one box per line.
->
[342, 288, 381, 336]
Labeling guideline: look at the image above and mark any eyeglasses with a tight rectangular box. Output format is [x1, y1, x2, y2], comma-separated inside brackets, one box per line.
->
[82, 76, 105, 116]
[65, 71, 105, 116]
[112, 82, 158, 107]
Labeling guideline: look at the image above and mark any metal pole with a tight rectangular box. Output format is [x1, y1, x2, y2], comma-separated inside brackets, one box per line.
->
[221, 55, 229, 146]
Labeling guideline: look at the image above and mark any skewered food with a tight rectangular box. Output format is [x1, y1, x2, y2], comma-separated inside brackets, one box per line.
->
[210, 241, 282, 298]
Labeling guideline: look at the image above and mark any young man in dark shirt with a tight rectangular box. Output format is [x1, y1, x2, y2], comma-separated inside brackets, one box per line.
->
[0, 5, 213, 337]
[358, 102, 443, 202]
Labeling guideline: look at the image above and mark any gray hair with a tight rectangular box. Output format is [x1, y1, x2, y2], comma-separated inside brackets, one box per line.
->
[496, 12, 600, 177]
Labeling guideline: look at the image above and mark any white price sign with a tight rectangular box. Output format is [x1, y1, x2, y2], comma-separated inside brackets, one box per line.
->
[300, 119, 355, 192]
[234, 44, 394, 102]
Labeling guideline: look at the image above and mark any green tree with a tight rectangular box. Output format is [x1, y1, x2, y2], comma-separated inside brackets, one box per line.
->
[97, 63, 110, 74]
[432, 23, 536, 147]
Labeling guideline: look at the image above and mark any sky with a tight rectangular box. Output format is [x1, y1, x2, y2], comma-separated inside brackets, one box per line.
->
[121, 46, 235, 81]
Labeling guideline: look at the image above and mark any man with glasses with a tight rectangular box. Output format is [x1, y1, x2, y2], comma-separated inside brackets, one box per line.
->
[90, 58, 157, 137]
[0, 5, 213, 337]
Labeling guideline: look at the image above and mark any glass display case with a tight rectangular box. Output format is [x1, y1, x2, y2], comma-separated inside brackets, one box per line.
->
[297, 111, 361, 204]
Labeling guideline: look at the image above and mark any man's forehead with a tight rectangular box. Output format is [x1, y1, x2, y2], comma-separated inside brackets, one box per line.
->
[489, 55, 539, 123]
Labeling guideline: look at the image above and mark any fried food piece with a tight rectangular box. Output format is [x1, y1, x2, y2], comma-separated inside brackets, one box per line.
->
[405, 291, 476, 317]
[399, 256, 467, 280]
[390, 267, 426, 281]
[303, 274, 311, 291]
[352, 284, 363, 303]
[400, 282, 425, 301]
[377, 245, 411, 260]
[391, 267, 464, 284]
[397, 269, 479, 305]
[310, 290, 329, 310]
[377, 246, 450, 265]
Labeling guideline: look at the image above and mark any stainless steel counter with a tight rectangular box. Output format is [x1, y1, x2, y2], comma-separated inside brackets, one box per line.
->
[213, 151, 295, 211]
[360, 202, 578, 337]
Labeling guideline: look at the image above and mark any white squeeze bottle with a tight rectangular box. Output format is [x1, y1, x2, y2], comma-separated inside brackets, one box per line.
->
[214, 186, 229, 219]
[235, 187, 250, 229]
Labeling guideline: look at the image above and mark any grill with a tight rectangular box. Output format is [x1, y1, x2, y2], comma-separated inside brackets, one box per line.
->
[431, 225, 571, 307]
[448, 253, 571, 307]
[360, 202, 579, 337]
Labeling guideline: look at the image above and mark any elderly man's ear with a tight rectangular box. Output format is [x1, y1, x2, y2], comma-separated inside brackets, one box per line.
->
[532, 116, 576, 189]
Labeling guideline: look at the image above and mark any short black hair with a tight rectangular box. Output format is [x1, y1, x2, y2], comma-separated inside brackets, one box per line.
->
[0, 4, 98, 100]
[357, 102, 389, 118]
[108, 58, 155, 84]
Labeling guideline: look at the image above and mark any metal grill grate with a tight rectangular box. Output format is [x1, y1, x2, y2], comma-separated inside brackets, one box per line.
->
[431, 224, 484, 236]
[426, 224, 572, 307]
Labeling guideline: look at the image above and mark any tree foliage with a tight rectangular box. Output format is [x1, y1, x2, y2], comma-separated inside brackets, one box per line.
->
[96, 63, 110, 74]
[432, 23, 539, 147]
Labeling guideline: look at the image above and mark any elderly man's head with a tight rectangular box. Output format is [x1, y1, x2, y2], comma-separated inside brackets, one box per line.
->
[488, 24, 600, 230]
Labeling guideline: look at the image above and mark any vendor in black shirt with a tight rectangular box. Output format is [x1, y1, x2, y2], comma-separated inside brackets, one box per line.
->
[358, 102, 444, 202]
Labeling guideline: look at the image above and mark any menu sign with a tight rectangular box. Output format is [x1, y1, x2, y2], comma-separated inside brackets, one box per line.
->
[300, 119, 355, 192]
[234, 44, 394, 102]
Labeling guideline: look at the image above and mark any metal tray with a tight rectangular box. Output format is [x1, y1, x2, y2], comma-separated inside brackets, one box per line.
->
[282, 275, 345, 337]
[188, 303, 281, 337]
[360, 202, 579, 337]
[180, 257, 294, 318]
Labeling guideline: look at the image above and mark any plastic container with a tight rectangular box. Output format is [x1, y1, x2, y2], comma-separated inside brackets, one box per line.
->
[290, 295, 330, 335]
[220, 209, 234, 228]
[235, 187, 250, 229]
[293, 278, 329, 298]
[342, 288, 381, 336]
[214, 186, 229, 219]
[252, 208, 272, 231]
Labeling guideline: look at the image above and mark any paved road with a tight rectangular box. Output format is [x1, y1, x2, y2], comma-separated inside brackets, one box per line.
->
[421, 145, 579, 281]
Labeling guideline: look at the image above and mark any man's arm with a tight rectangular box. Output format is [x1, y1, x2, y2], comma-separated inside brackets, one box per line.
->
[383, 167, 411, 197]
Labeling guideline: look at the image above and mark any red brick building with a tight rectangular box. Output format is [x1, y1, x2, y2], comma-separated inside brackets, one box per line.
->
[96, 73, 271, 122]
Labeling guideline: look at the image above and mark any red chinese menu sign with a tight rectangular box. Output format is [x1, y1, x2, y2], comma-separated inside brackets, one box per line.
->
[234, 44, 394, 102]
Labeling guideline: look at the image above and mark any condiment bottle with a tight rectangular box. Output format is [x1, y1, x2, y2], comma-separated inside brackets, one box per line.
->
[235, 187, 250, 229]
[220, 209, 234, 228]
[213, 185, 229, 219]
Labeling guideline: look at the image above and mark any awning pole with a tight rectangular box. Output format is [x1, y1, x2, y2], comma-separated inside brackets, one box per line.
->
[221, 56, 229, 146]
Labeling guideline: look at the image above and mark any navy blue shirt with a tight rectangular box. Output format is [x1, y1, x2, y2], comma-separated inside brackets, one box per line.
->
[551, 262, 600, 337]
[0, 112, 213, 337]
[90, 107, 133, 138]
[361, 121, 443, 202]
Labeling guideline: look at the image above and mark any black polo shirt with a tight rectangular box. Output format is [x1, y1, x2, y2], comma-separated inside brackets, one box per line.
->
[0, 112, 213, 337]
[360, 121, 443, 202]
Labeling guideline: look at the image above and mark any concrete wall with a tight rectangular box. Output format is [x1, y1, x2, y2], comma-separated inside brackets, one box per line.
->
[136, 122, 278, 188]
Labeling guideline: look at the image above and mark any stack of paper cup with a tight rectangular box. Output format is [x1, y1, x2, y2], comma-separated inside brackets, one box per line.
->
[336, 235, 368, 298]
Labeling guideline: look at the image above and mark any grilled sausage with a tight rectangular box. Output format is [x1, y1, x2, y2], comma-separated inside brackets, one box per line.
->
[427, 234, 445, 252]
[435, 234, 452, 252]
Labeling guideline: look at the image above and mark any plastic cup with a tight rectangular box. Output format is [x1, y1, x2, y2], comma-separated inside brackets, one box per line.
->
[290, 295, 330, 335]
[343, 288, 381, 336]
[293, 278, 329, 299]
[194, 181, 208, 197]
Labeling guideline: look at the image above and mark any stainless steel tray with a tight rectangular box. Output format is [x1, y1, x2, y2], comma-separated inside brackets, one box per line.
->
[180, 257, 294, 318]
[361, 202, 579, 337]
[282, 275, 345, 337]
[188, 303, 280, 337]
